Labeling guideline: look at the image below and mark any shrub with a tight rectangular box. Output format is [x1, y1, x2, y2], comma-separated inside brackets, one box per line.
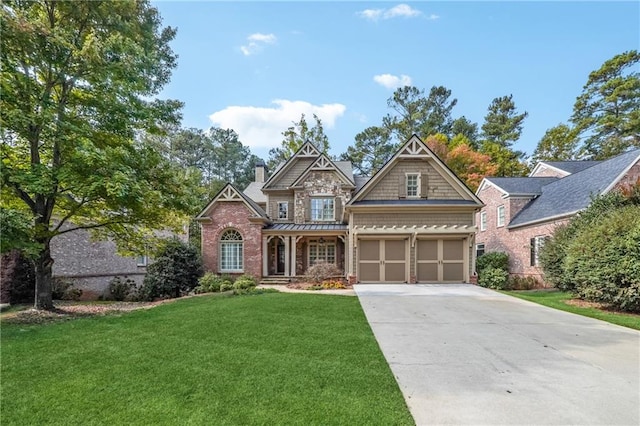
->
[476, 252, 509, 276]
[52, 278, 82, 301]
[141, 238, 204, 300]
[506, 275, 541, 290]
[564, 204, 640, 312]
[478, 267, 508, 290]
[1, 250, 35, 304]
[233, 275, 257, 290]
[539, 224, 575, 291]
[304, 261, 343, 283]
[108, 276, 137, 301]
[322, 280, 346, 289]
[220, 281, 233, 292]
[195, 272, 224, 294]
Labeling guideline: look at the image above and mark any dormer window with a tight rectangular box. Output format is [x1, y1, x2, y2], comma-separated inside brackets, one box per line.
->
[278, 202, 288, 220]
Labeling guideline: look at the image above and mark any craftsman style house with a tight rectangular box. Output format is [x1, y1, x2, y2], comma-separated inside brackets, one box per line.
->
[475, 149, 640, 282]
[196, 135, 484, 284]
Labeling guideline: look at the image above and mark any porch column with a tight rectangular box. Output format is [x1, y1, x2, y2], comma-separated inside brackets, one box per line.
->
[262, 236, 268, 277]
[290, 235, 297, 277]
[284, 235, 290, 277]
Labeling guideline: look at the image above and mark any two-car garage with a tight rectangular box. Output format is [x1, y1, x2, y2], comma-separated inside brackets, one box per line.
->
[356, 236, 469, 283]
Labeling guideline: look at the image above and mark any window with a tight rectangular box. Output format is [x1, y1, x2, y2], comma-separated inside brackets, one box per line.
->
[475, 243, 485, 259]
[220, 229, 243, 272]
[406, 173, 420, 197]
[530, 236, 547, 267]
[278, 202, 288, 220]
[497, 205, 506, 227]
[480, 211, 487, 231]
[136, 255, 148, 267]
[311, 198, 334, 221]
[308, 240, 336, 265]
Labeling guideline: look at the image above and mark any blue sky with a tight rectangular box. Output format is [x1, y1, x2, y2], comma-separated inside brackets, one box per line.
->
[152, 1, 639, 161]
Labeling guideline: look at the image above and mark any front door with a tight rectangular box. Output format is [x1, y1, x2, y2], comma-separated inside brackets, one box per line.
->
[276, 242, 285, 274]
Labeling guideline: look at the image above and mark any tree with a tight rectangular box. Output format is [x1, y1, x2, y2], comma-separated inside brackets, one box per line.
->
[0, 0, 192, 310]
[339, 126, 395, 176]
[209, 128, 261, 190]
[451, 116, 479, 149]
[446, 143, 498, 192]
[481, 94, 528, 148]
[532, 124, 580, 163]
[267, 113, 330, 170]
[383, 86, 428, 143]
[420, 86, 458, 138]
[571, 50, 640, 159]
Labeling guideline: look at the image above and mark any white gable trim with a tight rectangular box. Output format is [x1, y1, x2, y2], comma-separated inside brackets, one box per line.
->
[349, 134, 483, 205]
[196, 183, 265, 220]
[476, 178, 508, 197]
[262, 141, 321, 189]
[290, 153, 355, 188]
[529, 162, 571, 178]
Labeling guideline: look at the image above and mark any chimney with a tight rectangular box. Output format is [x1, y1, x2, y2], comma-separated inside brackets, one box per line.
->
[255, 161, 266, 183]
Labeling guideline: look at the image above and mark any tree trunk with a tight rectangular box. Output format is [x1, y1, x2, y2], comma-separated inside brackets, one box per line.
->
[34, 240, 54, 310]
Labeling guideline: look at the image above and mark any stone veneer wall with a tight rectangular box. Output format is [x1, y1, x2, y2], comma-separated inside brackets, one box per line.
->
[294, 171, 351, 224]
[200, 202, 262, 278]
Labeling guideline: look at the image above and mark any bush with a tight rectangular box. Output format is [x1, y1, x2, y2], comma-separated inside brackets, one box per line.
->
[194, 272, 224, 294]
[233, 275, 257, 290]
[220, 281, 233, 292]
[108, 276, 137, 301]
[506, 275, 541, 290]
[52, 278, 82, 301]
[478, 267, 509, 290]
[564, 204, 640, 312]
[476, 252, 509, 276]
[141, 238, 204, 300]
[539, 224, 575, 291]
[322, 280, 346, 289]
[1, 250, 35, 304]
[304, 261, 343, 283]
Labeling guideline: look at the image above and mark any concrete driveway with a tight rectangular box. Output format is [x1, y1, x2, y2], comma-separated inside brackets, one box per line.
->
[354, 284, 640, 426]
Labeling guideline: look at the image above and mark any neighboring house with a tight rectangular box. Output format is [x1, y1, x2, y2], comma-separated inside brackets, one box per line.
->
[475, 149, 640, 282]
[196, 135, 484, 284]
[51, 225, 186, 299]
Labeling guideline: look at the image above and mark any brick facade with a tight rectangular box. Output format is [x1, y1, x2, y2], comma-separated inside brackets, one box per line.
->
[200, 202, 262, 279]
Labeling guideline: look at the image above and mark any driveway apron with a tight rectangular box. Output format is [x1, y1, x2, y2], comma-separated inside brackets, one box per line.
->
[354, 284, 640, 426]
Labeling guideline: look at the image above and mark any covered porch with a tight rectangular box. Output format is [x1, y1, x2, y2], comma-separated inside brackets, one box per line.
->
[262, 224, 348, 279]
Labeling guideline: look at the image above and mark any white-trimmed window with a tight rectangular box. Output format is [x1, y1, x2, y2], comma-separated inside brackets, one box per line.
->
[220, 229, 243, 272]
[308, 239, 336, 265]
[311, 198, 334, 221]
[136, 255, 148, 267]
[530, 235, 547, 267]
[480, 211, 487, 231]
[406, 173, 420, 197]
[475, 243, 485, 259]
[278, 202, 288, 220]
[497, 205, 506, 227]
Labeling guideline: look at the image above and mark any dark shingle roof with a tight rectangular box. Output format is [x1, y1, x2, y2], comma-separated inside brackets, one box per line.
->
[354, 176, 369, 192]
[509, 149, 640, 228]
[541, 160, 601, 174]
[485, 177, 559, 196]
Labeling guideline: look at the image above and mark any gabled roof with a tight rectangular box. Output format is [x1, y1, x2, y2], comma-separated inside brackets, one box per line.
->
[243, 181, 267, 203]
[261, 141, 321, 190]
[529, 160, 601, 177]
[290, 153, 355, 188]
[478, 177, 559, 197]
[196, 183, 270, 222]
[509, 149, 640, 228]
[348, 134, 483, 206]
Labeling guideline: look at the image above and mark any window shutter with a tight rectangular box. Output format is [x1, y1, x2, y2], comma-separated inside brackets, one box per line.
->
[335, 197, 342, 221]
[421, 174, 428, 198]
[398, 175, 406, 199]
[530, 238, 536, 266]
[305, 198, 311, 221]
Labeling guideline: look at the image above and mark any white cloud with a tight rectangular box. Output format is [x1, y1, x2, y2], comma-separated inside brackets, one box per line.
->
[209, 100, 346, 149]
[240, 33, 277, 56]
[357, 4, 422, 21]
[427, 14, 440, 21]
[373, 74, 413, 89]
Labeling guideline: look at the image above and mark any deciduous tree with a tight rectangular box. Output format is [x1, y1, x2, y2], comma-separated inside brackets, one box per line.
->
[267, 113, 330, 170]
[532, 124, 580, 163]
[0, 0, 191, 310]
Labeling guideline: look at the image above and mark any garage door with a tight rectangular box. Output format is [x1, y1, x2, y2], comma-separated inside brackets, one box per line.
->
[358, 239, 407, 283]
[417, 239, 465, 282]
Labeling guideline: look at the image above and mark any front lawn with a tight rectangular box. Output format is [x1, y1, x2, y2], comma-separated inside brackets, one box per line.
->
[1, 293, 414, 425]
[503, 290, 640, 330]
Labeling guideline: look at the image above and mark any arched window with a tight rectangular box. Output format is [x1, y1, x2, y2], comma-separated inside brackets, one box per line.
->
[220, 229, 243, 272]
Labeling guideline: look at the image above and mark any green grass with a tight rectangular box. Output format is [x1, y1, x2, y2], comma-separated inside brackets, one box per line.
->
[503, 290, 640, 330]
[1, 293, 414, 425]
